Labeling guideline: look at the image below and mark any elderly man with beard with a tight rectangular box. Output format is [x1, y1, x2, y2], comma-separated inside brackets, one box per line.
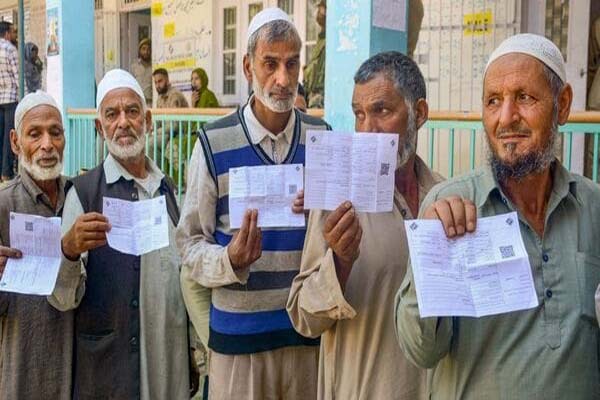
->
[176, 8, 329, 399]
[396, 34, 600, 399]
[50, 69, 192, 399]
[286, 52, 437, 400]
[0, 91, 73, 400]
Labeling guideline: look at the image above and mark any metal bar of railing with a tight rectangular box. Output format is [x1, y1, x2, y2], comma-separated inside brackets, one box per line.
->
[448, 128, 455, 178]
[428, 128, 435, 169]
[594, 133, 599, 183]
[564, 132, 572, 171]
[469, 129, 476, 171]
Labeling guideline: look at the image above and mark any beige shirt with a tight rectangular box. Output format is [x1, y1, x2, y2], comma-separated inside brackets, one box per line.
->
[287, 157, 440, 400]
[50, 155, 190, 400]
[177, 102, 295, 347]
[157, 85, 189, 109]
[130, 59, 152, 105]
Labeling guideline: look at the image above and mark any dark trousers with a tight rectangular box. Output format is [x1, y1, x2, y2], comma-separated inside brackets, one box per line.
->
[0, 101, 17, 178]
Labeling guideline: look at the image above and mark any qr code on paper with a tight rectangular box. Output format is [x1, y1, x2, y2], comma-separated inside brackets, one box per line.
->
[380, 163, 390, 176]
[25, 222, 33, 232]
[499, 245, 515, 259]
[154, 216, 162, 225]
[288, 184, 298, 195]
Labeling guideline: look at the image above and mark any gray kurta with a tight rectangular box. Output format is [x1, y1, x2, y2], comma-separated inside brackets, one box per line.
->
[50, 155, 190, 400]
[0, 171, 72, 400]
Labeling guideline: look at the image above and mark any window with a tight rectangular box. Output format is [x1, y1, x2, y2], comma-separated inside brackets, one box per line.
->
[278, 0, 294, 17]
[223, 7, 237, 95]
[305, 0, 320, 63]
[249, 3, 263, 23]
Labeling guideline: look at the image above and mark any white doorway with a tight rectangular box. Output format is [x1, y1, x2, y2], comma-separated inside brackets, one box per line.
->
[120, 8, 151, 71]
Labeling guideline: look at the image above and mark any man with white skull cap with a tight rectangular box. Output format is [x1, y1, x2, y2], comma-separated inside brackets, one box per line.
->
[396, 34, 600, 398]
[50, 69, 194, 399]
[0, 90, 73, 399]
[176, 7, 329, 399]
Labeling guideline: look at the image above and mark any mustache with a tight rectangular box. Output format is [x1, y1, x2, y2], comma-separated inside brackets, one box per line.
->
[268, 86, 294, 97]
[112, 127, 142, 143]
[32, 149, 60, 163]
[496, 124, 532, 138]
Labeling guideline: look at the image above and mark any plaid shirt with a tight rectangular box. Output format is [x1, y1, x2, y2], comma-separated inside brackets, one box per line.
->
[0, 38, 18, 104]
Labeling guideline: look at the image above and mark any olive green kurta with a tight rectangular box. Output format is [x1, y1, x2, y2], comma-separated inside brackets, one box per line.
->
[396, 161, 600, 399]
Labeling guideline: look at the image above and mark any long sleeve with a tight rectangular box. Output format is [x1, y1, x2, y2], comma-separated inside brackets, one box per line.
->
[180, 263, 211, 347]
[48, 187, 87, 311]
[394, 188, 454, 369]
[9, 46, 17, 85]
[286, 209, 357, 339]
[175, 140, 249, 289]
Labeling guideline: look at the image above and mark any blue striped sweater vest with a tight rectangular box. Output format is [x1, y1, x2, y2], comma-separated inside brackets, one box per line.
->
[198, 105, 330, 354]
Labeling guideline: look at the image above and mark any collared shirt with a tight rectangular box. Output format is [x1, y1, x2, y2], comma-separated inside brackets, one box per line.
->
[176, 104, 296, 347]
[0, 38, 18, 104]
[395, 161, 600, 399]
[50, 154, 190, 400]
[0, 170, 71, 400]
[130, 59, 153, 105]
[286, 157, 441, 400]
[156, 85, 189, 109]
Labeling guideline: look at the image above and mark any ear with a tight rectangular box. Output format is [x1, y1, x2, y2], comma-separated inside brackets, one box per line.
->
[94, 119, 105, 139]
[414, 98, 429, 130]
[9, 129, 20, 156]
[557, 83, 573, 125]
[243, 54, 253, 83]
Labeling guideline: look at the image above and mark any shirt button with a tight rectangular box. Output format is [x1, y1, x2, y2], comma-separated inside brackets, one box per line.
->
[542, 253, 549, 263]
[130, 336, 138, 346]
[131, 298, 139, 308]
[545, 289, 553, 298]
[401, 209, 407, 217]
[131, 192, 138, 200]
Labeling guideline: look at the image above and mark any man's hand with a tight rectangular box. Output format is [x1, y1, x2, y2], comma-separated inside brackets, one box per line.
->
[0, 246, 22, 278]
[323, 202, 362, 289]
[62, 212, 111, 261]
[227, 209, 262, 270]
[422, 196, 477, 238]
[292, 189, 306, 214]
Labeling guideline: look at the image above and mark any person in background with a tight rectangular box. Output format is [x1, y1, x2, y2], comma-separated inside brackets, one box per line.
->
[130, 38, 153, 107]
[191, 68, 219, 109]
[0, 21, 18, 182]
[24, 43, 43, 94]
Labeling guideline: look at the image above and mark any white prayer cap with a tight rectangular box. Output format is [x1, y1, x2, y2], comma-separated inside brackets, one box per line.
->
[247, 7, 293, 44]
[96, 68, 146, 112]
[15, 90, 61, 136]
[485, 33, 566, 83]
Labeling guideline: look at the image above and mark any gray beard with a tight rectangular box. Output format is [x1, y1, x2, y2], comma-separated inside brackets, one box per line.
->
[396, 105, 418, 169]
[487, 130, 558, 183]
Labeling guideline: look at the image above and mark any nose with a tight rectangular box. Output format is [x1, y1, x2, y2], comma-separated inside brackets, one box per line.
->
[39, 132, 54, 152]
[498, 98, 520, 130]
[116, 109, 130, 129]
[275, 64, 291, 89]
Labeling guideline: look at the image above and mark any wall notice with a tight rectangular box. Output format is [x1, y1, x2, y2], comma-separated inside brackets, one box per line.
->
[463, 10, 493, 36]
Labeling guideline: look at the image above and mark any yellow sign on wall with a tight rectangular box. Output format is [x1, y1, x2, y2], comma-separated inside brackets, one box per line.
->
[155, 58, 196, 71]
[164, 22, 175, 38]
[151, 2, 163, 17]
[463, 10, 493, 35]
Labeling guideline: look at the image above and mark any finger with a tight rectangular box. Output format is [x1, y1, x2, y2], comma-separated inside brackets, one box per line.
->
[323, 201, 352, 233]
[337, 217, 360, 250]
[237, 210, 252, 242]
[448, 197, 466, 236]
[464, 200, 477, 232]
[82, 231, 108, 241]
[80, 239, 107, 252]
[291, 204, 304, 214]
[343, 225, 363, 255]
[327, 207, 356, 243]
[81, 212, 109, 223]
[433, 199, 457, 238]
[82, 221, 111, 233]
[245, 210, 259, 247]
[250, 229, 262, 260]
[0, 246, 22, 258]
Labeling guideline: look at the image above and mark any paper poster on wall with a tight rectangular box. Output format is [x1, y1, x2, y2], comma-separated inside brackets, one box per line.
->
[463, 10, 493, 36]
[46, 7, 59, 56]
[373, 0, 406, 31]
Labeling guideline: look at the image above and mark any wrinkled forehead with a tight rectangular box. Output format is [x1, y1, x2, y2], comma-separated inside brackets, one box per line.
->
[99, 87, 144, 111]
[484, 53, 548, 89]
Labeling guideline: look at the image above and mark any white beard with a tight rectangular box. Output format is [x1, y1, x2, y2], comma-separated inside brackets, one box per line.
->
[251, 70, 297, 113]
[104, 123, 146, 160]
[20, 151, 62, 181]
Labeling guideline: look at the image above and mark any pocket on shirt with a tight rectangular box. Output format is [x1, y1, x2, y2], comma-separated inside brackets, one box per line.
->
[575, 252, 600, 324]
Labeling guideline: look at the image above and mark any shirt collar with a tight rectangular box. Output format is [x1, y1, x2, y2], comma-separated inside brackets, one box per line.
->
[475, 159, 578, 208]
[19, 168, 66, 212]
[243, 96, 296, 145]
[103, 153, 164, 185]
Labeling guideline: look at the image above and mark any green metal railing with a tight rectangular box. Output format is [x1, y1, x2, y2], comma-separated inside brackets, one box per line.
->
[65, 109, 600, 202]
